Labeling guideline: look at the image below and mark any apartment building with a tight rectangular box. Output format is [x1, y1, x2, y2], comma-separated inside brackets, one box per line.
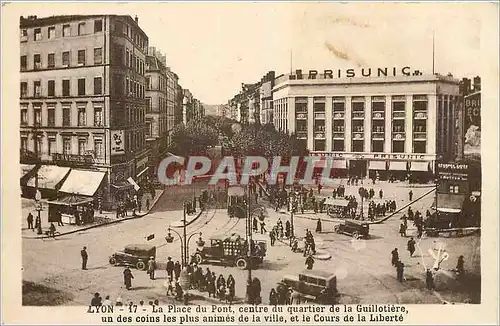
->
[20, 14, 149, 208]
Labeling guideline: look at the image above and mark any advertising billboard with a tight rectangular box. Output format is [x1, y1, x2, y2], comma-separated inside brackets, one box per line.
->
[111, 130, 125, 155]
[463, 92, 481, 158]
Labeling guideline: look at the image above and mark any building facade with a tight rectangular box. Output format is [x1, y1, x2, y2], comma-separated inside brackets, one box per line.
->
[272, 69, 460, 179]
[20, 14, 149, 208]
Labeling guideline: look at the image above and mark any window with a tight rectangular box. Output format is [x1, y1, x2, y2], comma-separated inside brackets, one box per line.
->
[78, 22, 86, 35]
[78, 50, 86, 65]
[34, 28, 41, 41]
[146, 97, 151, 112]
[63, 24, 71, 37]
[48, 107, 55, 126]
[62, 107, 71, 126]
[20, 55, 27, 71]
[94, 139, 103, 158]
[94, 47, 102, 64]
[392, 141, 405, 153]
[47, 80, 55, 97]
[33, 81, 41, 97]
[146, 77, 150, 90]
[34, 107, 41, 126]
[20, 82, 28, 98]
[78, 78, 86, 95]
[21, 109, 28, 125]
[37, 138, 43, 154]
[94, 107, 103, 126]
[63, 138, 71, 154]
[93, 77, 102, 95]
[126, 49, 130, 66]
[78, 139, 87, 155]
[352, 140, 364, 152]
[62, 79, 70, 96]
[21, 29, 28, 41]
[21, 138, 28, 151]
[34, 54, 41, 70]
[48, 26, 55, 39]
[78, 107, 86, 126]
[62, 51, 70, 66]
[94, 19, 103, 33]
[48, 139, 56, 155]
[47, 53, 55, 68]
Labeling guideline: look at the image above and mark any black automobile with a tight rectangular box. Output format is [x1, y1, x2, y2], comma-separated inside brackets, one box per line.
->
[334, 220, 370, 239]
[109, 244, 156, 270]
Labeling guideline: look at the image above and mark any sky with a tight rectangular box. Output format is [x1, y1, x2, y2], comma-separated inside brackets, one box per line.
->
[6, 2, 498, 104]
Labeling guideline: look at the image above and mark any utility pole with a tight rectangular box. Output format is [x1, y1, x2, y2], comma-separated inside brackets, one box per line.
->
[246, 185, 253, 303]
[183, 201, 187, 267]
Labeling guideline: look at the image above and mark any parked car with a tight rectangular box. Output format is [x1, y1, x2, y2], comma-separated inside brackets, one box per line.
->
[109, 244, 156, 270]
[281, 269, 337, 304]
[192, 233, 266, 270]
[334, 220, 370, 239]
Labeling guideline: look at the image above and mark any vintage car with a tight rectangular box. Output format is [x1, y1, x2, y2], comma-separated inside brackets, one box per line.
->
[281, 269, 337, 304]
[193, 233, 266, 270]
[109, 244, 156, 270]
[334, 220, 370, 239]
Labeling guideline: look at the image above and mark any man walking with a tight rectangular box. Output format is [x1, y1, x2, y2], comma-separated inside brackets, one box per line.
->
[305, 255, 315, 270]
[147, 256, 156, 280]
[396, 260, 405, 282]
[407, 237, 416, 257]
[27, 212, 34, 230]
[81, 246, 88, 270]
[166, 257, 174, 280]
[409, 190, 413, 201]
[174, 261, 182, 280]
[391, 248, 399, 266]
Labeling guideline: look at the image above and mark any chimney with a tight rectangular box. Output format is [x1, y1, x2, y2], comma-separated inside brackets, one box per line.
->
[135, 16, 138, 23]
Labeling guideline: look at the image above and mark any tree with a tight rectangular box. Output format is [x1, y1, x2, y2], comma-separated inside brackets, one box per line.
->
[169, 118, 219, 156]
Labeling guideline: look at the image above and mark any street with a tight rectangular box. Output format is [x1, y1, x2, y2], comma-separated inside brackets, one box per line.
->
[22, 180, 480, 306]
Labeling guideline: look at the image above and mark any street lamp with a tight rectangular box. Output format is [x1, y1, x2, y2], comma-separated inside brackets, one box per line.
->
[165, 227, 184, 267]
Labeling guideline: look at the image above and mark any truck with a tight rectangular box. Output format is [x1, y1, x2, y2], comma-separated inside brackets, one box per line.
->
[192, 233, 266, 270]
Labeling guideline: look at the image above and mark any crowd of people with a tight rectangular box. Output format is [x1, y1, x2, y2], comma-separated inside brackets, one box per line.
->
[185, 264, 237, 304]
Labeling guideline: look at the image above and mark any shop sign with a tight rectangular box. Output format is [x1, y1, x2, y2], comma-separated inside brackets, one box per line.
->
[310, 152, 433, 161]
[289, 66, 423, 80]
[111, 130, 125, 155]
[53, 153, 94, 165]
[436, 162, 469, 181]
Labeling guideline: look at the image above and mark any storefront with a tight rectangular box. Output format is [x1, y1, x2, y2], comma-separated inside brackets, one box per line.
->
[24, 165, 71, 199]
[47, 194, 95, 225]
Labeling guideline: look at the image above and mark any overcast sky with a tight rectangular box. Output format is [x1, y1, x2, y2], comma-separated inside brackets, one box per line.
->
[8, 2, 498, 104]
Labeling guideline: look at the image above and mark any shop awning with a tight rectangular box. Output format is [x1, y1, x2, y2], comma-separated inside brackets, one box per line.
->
[436, 193, 466, 213]
[48, 194, 94, 206]
[369, 161, 386, 170]
[410, 162, 429, 172]
[389, 161, 408, 171]
[59, 170, 106, 196]
[26, 165, 71, 190]
[21, 164, 36, 178]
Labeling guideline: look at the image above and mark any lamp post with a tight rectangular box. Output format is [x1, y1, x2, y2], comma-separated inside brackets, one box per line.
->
[183, 202, 187, 266]
[185, 232, 203, 265]
[165, 227, 184, 267]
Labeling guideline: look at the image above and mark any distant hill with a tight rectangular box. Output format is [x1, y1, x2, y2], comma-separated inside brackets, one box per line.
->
[202, 103, 222, 116]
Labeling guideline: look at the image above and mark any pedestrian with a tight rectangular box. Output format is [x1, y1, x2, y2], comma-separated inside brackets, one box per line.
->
[147, 256, 156, 280]
[252, 277, 262, 305]
[391, 248, 399, 266]
[407, 237, 416, 257]
[379, 189, 383, 199]
[174, 261, 181, 280]
[260, 221, 266, 234]
[426, 269, 435, 290]
[57, 211, 64, 226]
[227, 274, 235, 304]
[396, 260, 405, 282]
[305, 255, 315, 270]
[81, 246, 88, 270]
[49, 222, 56, 237]
[269, 229, 276, 246]
[175, 281, 183, 301]
[123, 267, 134, 290]
[409, 190, 413, 201]
[146, 198, 150, 211]
[166, 279, 174, 296]
[102, 295, 112, 306]
[317, 183, 322, 195]
[27, 212, 34, 230]
[269, 288, 278, 305]
[315, 218, 322, 233]
[456, 255, 465, 277]
[90, 292, 102, 306]
[399, 222, 407, 237]
[166, 257, 174, 279]
[253, 217, 258, 232]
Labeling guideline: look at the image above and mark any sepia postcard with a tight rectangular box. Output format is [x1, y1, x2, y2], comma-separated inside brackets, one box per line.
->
[1, 1, 499, 325]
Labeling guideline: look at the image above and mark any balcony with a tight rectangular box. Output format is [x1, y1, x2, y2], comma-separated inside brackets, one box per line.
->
[352, 111, 364, 119]
[372, 132, 385, 139]
[314, 131, 326, 139]
[296, 130, 307, 139]
[392, 111, 406, 119]
[372, 111, 385, 119]
[296, 113, 307, 120]
[413, 131, 427, 140]
[392, 132, 405, 140]
[352, 132, 364, 140]
[314, 112, 325, 120]
[333, 112, 345, 119]
[414, 111, 427, 119]
[332, 132, 344, 139]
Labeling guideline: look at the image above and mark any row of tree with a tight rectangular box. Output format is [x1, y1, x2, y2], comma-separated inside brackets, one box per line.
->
[168, 116, 308, 161]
